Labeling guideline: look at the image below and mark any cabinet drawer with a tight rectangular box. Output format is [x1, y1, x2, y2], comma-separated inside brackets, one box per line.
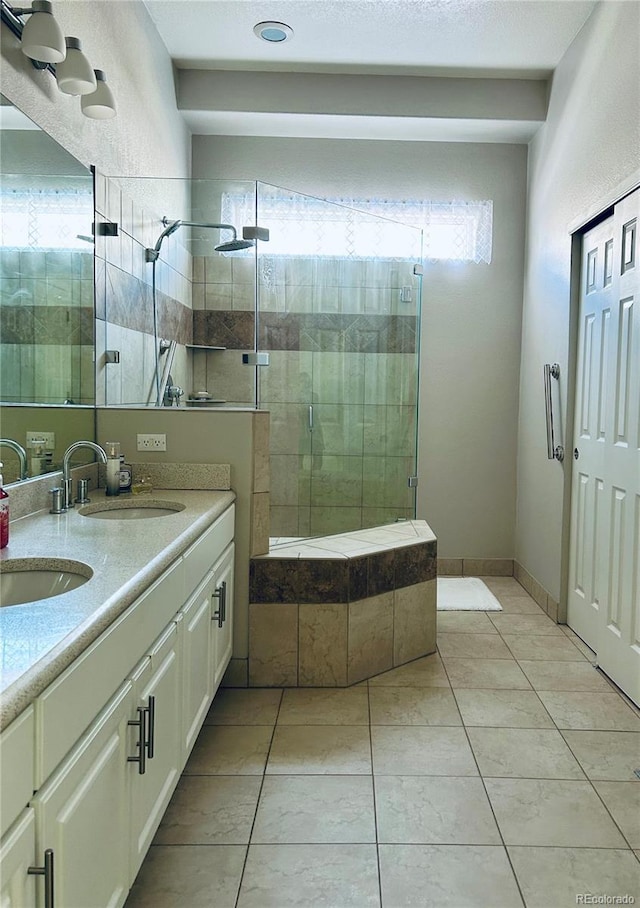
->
[183, 505, 234, 599]
[36, 558, 183, 785]
[0, 708, 35, 836]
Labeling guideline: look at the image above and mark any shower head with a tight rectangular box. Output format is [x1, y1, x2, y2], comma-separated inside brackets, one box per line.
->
[146, 218, 253, 262]
[215, 238, 254, 252]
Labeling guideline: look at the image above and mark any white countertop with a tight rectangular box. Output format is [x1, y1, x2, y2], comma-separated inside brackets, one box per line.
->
[0, 489, 235, 730]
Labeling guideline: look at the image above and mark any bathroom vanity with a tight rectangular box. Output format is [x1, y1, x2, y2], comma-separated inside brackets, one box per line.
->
[0, 490, 235, 908]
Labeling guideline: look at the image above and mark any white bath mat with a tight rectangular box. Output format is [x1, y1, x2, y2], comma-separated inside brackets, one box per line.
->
[437, 577, 503, 611]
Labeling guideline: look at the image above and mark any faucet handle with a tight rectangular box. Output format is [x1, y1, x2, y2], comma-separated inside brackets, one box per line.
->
[49, 488, 64, 514]
[75, 478, 90, 504]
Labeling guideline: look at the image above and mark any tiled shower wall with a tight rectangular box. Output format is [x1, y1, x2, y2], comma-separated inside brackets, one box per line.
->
[94, 173, 192, 406]
[0, 248, 93, 404]
[193, 254, 420, 537]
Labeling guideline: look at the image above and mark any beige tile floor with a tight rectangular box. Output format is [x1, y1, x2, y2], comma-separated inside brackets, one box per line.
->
[126, 577, 640, 908]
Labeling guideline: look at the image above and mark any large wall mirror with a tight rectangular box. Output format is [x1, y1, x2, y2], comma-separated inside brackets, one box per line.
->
[0, 94, 95, 484]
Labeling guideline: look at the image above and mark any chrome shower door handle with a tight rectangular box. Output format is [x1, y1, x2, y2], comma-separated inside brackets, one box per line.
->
[309, 405, 314, 432]
[544, 363, 564, 462]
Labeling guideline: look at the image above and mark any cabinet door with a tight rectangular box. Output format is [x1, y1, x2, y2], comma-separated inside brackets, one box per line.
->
[0, 809, 37, 908]
[212, 543, 235, 693]
[179, 569, 215, 763]
[31, 683, 133, 908]
[129, 623, 181, 880]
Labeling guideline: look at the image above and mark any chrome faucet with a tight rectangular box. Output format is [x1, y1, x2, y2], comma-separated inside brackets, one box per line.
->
[61, 441, 107, 511]
[0, 439, 28, 481]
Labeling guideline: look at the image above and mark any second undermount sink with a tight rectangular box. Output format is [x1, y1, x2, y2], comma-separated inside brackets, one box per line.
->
[79, 499, 186, 520]
[0, 558, 93, 607]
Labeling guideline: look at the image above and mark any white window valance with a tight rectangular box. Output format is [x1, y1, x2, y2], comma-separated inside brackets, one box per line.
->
[222, 192, 492, 263]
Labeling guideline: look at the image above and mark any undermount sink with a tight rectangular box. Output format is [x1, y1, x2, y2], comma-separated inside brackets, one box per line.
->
[79, 499, 186, 520]
[0, 558, 93, 607]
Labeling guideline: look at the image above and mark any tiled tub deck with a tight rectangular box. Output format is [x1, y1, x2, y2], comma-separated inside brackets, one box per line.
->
[249, 521, 437, 687]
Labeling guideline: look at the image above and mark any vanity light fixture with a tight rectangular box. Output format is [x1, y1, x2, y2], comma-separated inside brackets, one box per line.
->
[253, 20, 293, 43]
[13, 0, 65, 63]
[0, 0, 116, 117]
[55, 37, 96, 95]
[80, 70, 116, 119]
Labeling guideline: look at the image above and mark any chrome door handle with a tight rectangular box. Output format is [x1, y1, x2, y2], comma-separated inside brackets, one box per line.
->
[213, 581, 226, 628]
[128, 705, 148, 774]
[145, 695, 156, 760]
[309, 405, 314, 432]
[28, 848, 55, 908]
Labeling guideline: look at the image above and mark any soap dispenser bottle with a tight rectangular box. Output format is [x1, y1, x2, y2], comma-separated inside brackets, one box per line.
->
[119, 453, 132, 492]
[0, 463, 9, 549]
[105, 441, 121, 497]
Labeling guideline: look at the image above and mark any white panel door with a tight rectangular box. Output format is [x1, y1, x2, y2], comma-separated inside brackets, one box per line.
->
[568, 188, 640, 705]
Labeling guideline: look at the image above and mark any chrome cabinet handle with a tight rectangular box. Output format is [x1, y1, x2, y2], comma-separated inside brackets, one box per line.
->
[145, 695, 156, 760]
[128, 705, 148, 774]
[212, 581, 226, 628]
[28, 848, 55, 908]
[544, 363, 564, 462]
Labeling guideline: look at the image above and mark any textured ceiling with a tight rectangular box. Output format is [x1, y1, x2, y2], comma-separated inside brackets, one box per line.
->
[144, 0, 597, 76]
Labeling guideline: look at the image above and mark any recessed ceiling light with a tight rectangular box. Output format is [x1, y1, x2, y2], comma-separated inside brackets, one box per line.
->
[253, 21, 293, 43]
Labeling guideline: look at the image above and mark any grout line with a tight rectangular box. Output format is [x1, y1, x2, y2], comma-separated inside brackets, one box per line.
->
[438, 650, 529, 908]
[365, 681, 384, 908]
[233, 688, 284, 908]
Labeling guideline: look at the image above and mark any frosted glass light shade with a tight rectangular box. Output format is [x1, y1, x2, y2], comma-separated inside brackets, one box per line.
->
[56, 37, 96, 95]
[81, 70, 116, 119]
[20, 1, 66, 63]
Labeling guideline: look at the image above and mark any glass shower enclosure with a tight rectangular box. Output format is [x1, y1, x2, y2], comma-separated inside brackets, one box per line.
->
[252, 184, 423, 538]
[97, 176, 422, 539]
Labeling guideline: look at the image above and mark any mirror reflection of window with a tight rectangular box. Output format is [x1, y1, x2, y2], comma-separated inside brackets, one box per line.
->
[0, 94, 95, 484]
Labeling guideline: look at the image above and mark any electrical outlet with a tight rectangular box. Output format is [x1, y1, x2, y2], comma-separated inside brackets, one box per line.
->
[136, 433, 166, 452]
[26, 430, 55, 450]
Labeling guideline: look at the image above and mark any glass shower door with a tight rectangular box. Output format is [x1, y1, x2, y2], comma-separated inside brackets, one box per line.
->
[255, 183, 422, 538]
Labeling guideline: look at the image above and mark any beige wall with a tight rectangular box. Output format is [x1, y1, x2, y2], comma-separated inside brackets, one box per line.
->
[192, 137, 528, 557]
[516, 1, 640, 601]
[0, 0, 189, 178]
[96, 407, 269, 670]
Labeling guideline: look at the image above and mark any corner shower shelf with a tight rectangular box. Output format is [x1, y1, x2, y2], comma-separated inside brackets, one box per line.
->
[185, 344, 226, 351]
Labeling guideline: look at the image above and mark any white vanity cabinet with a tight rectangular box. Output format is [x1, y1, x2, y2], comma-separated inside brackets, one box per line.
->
[128, 622, 181, 880]
[0, 708, 37, 907]
[31, 682, 133, 908]
[0, 502, 235, 908]
[0, 810, 37, 908]
[179, 567, 216, 760]
[179, 540, 235, 760]
[212, 543, 234, 692]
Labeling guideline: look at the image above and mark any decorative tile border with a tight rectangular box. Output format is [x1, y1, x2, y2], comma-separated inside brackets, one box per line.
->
[251, 525, 436, 604]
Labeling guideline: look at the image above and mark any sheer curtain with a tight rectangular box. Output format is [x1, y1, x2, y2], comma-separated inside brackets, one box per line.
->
[0, 185, 93, 249]
[222, 190, 492, 263]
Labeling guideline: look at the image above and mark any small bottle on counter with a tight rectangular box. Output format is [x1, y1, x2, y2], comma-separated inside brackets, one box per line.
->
[0, 463, 9, 549]
[119, 454, 132, 493]
[30, 442, 46, 477]
[132, 474, 152, 495]
[105, 441, 121, 497]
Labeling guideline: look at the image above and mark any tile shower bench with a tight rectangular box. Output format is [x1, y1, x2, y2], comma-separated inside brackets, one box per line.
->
[249, 520, 437, 686]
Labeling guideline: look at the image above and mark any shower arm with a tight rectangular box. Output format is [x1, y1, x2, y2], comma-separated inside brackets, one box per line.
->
[146, 219, 240, 262]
